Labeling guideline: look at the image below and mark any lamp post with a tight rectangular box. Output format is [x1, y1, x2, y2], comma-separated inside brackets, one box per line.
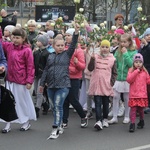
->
[74, 0, 80, 13]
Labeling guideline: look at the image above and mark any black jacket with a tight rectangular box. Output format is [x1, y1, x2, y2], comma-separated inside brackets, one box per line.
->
[0, 15, 17, 34]
[40, 33, 78, 88]
[33, 48, 49, 78]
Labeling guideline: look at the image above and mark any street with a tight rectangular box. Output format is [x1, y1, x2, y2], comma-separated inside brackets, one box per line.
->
[0, 109, 150, 150]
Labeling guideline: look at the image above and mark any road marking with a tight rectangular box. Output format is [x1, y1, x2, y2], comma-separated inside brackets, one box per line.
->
[125, 144, 150, 150]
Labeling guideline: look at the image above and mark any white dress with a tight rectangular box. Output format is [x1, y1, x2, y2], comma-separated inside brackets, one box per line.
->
[0, 81, 36, 124]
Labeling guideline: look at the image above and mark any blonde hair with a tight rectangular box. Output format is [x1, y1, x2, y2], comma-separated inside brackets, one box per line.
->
[117, 33, 135, 59]
[52, 37, 64, 46]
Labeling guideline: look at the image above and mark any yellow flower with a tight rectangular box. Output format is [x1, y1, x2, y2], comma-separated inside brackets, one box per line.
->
[58, 17, 63, 21]
[80, 23, 85, 27]
[137, 7, 142, 12]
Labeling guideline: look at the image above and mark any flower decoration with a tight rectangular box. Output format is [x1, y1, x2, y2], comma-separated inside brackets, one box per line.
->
[137, 7, 142, 12]
[54, 17, 66, 30]
[79, 8, 84, 13]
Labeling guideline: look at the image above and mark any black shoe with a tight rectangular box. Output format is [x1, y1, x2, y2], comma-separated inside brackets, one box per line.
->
[42, 102, 49, 115]
[144, 108, 150, 114]
[129, 123, 135, 132]
[35, 107, 40, 118]
[137, 120, 144, 129]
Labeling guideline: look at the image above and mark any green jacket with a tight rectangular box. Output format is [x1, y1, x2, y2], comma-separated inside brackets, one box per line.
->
[114, 49, 137, 81]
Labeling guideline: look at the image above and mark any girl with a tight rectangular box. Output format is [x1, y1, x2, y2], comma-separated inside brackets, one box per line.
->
[108, 33, 137, 124]
[127, 53, 150, 132]
[0, 27, 36, 133]
[88, 40, 117, 130]
[39, 23, 80, 139]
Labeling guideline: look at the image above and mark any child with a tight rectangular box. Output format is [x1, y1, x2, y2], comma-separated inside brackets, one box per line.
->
[3, 25, 15, 42]
[0, 27, 36, 133]
[127, 53, 150, 132]
[39, 23, 80, 139]
[88, 40, 117, 130]
[33, 34, 50, 118]
[62, 28, 87, 129]
[139, 28, 150, 114]
[108, 33, 137, 124]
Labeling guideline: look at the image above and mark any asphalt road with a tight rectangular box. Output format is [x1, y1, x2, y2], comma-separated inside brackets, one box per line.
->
[0, 108, 150, 150]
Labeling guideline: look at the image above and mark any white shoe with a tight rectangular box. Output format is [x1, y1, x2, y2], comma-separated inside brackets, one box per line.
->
[59, 126, 64, 134]
[118, 101, 125, 117]
[108, 118, 118, 124]
[123, 117, 130, 124]
[47, 128, 59, 140]
[102, 119, 109, 128]
[108, 110, 113, 117]
[94, 121, 103, 130]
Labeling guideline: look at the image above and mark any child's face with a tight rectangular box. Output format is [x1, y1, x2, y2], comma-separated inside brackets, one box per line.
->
[28, 25, 36, 32]
[4, 30, 10, 37]
[101, 45, 110, 55]
[112, 38, 119, 47]
[144, 34, 150, 42]
[36, 41, 43, 48]
[53, 40, 65, 54]
[65, 34, 72, 44]
[134, 60, 143, 69]
[12, 35, 24, 45]
[120, 37, 130, 48]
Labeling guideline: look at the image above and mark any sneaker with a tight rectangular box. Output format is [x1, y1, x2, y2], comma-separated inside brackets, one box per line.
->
[108, 118, 118, 124]
[129, 123, 135, 132]
[144, 107, 150, 114]
[47, 128, 59, 140]
[137, 120, 144, 129]
[102, 119, 109, 128]
[94, 121, 103, 130]
[20, 122, 31, 131]
[59, 126, 64, 134]
[108, 110, 113, 117]
[117, 103, 125, 117]
[85, 112, 93, 119]
[1, 128, 11, 133]
[81, 118, 88, 128]
[62, 123, 68, 129]
[123, 117, 130, 124]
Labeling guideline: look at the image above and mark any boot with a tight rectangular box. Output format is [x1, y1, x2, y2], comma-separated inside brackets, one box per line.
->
[129, 123, 135, 132]
[35, 107, 40, 118]
[137, 120, 144, 129]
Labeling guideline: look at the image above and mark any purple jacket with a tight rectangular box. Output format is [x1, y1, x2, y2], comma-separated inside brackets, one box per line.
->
[1, 42, 35, 85]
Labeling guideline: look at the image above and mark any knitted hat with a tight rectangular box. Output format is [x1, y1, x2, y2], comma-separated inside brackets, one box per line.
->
[143, 28, 150, 37]
[65, 28, 75, 36]
[46, 30, 54, 38]
[101, 40, 110, 47]
[36, 35, 48, 46]
[27, 19, 37, 26]
[115, 29, 125, 35]
[133, 53, 143, 63]
[4, 25, 15, 33]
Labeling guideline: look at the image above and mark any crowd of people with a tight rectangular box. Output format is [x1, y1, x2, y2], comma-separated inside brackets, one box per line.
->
[0, 8, 150, 140]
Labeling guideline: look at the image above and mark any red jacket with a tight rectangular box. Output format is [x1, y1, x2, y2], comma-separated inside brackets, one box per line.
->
[65, 45, 85, 79]
[127, 68, 150, 98]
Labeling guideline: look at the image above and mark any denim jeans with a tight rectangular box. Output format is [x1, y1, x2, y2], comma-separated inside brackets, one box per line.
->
[94, 96, 109, 121]
[63, 79, 86, 124]
[47, 88, 69, 127]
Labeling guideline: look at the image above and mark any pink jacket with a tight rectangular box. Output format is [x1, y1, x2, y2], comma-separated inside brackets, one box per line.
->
[127, 68, 150, 98]
[65, 45, 85, 79]
[2, 42, 35, 85]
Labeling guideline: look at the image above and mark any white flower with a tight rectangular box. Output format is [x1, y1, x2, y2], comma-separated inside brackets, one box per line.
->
[142, 17, 147, 21]
[95, 26, 100, 30]
[104, 21, 107, 24]
[94, 25, 99, 29]
[137, 7, 142, 12]
[24, 24, 28, 28]
[37, 24, 41, 29]
[79, 8, 84, 13]
[100, 23, 105, 27]
[50, 23, 55, 26]
[124, 25, 128, 30]
[74, 0, 80, 3]
[80, 23, 85, 27]
[111, 25, 116, 30]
